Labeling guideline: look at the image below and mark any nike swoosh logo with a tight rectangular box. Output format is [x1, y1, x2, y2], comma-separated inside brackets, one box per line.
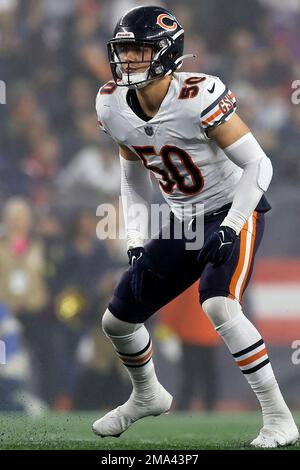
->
[219, 230, 232, 248]
[131, 253, 143, 265]
[220, 241, 232, 248]
[208, 83, 215, 94]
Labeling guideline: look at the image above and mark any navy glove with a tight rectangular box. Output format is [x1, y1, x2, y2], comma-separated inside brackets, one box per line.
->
[127, 247, 160, 303]
[197, 226, 238, 268]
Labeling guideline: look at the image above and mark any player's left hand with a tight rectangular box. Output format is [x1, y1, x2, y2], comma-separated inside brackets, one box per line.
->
[197, 226, 238, 268]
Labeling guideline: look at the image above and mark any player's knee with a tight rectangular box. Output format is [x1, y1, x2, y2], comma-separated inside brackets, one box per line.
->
[202, 296, 241, 328]
[102, 308, 143, 337]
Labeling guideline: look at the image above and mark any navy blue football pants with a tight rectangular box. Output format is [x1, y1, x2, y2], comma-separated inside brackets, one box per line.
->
[108, 208, 264, 324]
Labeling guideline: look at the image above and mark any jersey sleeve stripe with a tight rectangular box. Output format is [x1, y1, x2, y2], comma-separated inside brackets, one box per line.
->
[201, 91, 236, 122]
[200, 86, 229, 118]
[201, 103, 237, 127]
[202, 108, 223, 125]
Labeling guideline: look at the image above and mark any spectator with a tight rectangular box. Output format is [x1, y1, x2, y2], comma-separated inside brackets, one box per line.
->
[0, 302, 47, 415]
[51, 209, 121, 409]
[0, 197, 50, 400]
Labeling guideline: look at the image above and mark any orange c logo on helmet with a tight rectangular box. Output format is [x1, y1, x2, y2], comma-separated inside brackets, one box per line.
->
[156, 14, 178, 31]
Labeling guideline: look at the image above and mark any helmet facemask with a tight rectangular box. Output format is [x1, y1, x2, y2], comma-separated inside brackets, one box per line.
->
[107, 37, 173, 89]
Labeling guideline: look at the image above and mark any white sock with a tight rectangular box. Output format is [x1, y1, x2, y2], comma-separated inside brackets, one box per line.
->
[253, 377, 292, 427]
[108, 325, 160, 401]
[216, 312, 290, 425]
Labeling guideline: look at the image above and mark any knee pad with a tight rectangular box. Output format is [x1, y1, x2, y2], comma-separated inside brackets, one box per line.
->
[102, 308, 143, 337]
[202, 296, 242, 328]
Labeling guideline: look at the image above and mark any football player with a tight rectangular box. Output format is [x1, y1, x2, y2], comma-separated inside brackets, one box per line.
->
[93, 5, 298, 448]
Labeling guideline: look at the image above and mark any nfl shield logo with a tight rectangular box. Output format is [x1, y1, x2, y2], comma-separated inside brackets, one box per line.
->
[144, 126, 154, 136]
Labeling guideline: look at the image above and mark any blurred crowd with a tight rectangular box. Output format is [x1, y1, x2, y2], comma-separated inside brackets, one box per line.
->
[0, 196, 130, 412]
[0, 0, 300, 411]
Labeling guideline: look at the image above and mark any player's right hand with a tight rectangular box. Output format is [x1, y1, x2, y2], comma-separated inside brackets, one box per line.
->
[127, 247, 160, 304]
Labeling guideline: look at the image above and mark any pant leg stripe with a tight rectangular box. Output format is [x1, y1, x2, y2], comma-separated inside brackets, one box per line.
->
[240, 212, 257, 298]
[229, 221, 249, 300]
[235, 213, 254, 301]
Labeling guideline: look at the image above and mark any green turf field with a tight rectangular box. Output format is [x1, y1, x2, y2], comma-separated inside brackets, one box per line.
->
[0, 411, 299, 450]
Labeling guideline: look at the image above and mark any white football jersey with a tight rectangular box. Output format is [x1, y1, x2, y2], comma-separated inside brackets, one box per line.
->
[96, 72, 243, 219]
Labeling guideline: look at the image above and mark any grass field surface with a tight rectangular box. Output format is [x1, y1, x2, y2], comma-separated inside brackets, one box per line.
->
[0, 411, 299, 451]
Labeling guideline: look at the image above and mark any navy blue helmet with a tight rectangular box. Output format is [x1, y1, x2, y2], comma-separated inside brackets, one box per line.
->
[107, 6, 192, 89]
